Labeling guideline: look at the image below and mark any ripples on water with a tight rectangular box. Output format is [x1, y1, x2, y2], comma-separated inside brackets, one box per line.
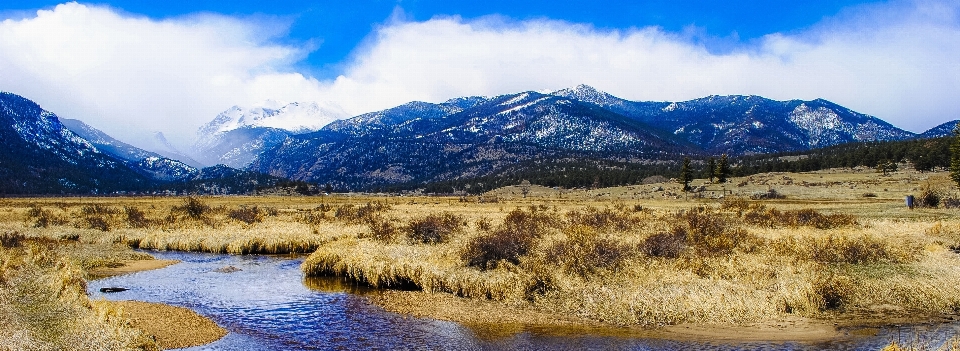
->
[87, 251, 958, 350]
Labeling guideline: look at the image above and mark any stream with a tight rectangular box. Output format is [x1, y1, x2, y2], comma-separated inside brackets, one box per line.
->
[87, 251, 960, 350]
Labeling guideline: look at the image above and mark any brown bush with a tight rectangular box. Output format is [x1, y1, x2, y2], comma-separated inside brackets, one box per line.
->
[917, 188, 941, 208]
[364, 216, 399, 242]
[678, 207, 758, 256]
[334, 201, 391, 223]
[744, 207, 855, 229]
[814, 274, 854, 311]
[228, 206, 263, 224]
[27, 205, 68, 228]
[124, 206, 151, 228]
[405, 212, 465, 244]
[566, 206, 639, 232]
[173, 197, 210, 220]
[806, 234, 915, 264]
[84, 216, 110, 231]
[546, 226, 633, 276]
[0, 231, 24, 248]
[80, 204, 119, 216]
[462, 208, 558, 270]
[641, 228, 687, 258]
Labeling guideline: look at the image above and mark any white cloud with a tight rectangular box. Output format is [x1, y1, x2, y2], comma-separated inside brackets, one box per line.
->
[0, 0, 957, 156]
[0, 2, 333, 150]
[323, 0, 960, 133]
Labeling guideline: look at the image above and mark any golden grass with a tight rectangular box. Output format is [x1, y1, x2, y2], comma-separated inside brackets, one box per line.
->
[2, 168, 960, 333]
[0, 234, 158, 350]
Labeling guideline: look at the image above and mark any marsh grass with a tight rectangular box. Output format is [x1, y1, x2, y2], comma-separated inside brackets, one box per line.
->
[4, 189, 960, 330]
[0, 235, 158, 350]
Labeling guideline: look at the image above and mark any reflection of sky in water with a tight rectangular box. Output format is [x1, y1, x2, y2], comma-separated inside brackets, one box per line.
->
[87, 251, 959, 351]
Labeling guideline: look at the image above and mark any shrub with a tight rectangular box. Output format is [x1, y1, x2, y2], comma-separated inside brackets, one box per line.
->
[334, 202, 391, 223]
[27, 206, 67, 228]
[744, 207, 856, 229]
[545, 226, 632, 276]
[298, 211, 326, 225]
[462, 227, 534, 270]
[566, 206, 639, 232]
[228, 206, 263, 224]
[462, 208, 558, 270]
[0, 231, 24, 248]
[173, 197, 210, 220]
[365, 216, 399, 242]
[80, 204, 118, 216]
[124, 206, 151, 228]
[783, 209, 856, 229]
[85, 216, 110, 231]
[806, 234, 916, 264]
[917, 188, 941, 208]
[405, 212, 465, 244]
[475, 217, 492, 231]
[678, 207, 757, 255]
[814, 274, 854, 311]
[641, 228, 687, 258]
[943, 197, 960, 209]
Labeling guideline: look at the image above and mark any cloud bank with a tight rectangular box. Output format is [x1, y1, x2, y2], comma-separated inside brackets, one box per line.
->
[0, 0, 958, 152]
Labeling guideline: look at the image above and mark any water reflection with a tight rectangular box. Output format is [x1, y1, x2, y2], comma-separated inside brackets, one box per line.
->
[87, 251, 958, 350]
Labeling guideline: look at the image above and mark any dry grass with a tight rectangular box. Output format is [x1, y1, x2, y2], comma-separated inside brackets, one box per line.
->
[2, 168, 960, 331]
[0, 234, 158, 350]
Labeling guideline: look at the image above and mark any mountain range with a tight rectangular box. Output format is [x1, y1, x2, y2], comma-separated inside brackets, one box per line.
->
[234, 85, 934, 190]
[0, 85, 954, 194]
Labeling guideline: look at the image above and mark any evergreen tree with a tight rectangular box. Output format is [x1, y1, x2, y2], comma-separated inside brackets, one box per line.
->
[707, 157, 717, 183]
[950, 122, 960, 188]
[716, 154, 730, 183]
[679, 157, 692, 191]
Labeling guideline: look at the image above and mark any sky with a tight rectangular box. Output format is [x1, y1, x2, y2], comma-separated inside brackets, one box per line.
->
[0, 0, 958, 153]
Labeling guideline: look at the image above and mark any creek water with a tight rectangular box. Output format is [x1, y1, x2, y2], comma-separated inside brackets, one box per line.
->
[87, 251, 959, 350]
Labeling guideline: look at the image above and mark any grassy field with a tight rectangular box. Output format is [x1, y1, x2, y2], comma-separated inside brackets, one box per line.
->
[3, 166, 960, 348]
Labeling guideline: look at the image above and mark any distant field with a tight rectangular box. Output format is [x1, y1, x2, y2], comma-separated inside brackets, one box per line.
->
[3, 166, 960, 346]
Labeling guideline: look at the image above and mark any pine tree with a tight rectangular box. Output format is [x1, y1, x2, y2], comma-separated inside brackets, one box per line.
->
[679, 157, 692, 191]
[950, 122, 960, 188]
[707, 157, 717, 183]
[716, 154, 730, 183]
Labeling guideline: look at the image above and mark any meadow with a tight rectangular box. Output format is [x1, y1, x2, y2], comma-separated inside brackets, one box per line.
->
[3, 166, 960, 349]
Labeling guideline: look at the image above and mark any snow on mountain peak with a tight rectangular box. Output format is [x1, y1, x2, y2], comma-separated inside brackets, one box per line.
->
[199, 100, 350, 136]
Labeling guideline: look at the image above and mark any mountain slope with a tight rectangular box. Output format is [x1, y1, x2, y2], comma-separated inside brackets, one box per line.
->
[0, 92, 153, 194]
[918, 120, 959, 139]
[61, 119, 197, 181]
[194, 101, 348, 168]
[552, 85, 914, 154]
[251, 91, 695, 189]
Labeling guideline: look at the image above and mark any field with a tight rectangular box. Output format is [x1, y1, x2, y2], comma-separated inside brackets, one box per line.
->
[3, 166, 960, 349]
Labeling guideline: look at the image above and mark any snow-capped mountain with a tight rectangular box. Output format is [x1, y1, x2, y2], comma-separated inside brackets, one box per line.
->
[0, 92, 152, 193]
[552, 85, 914, 154]
[918, 120, 959, 139]
[61, 119, 197, 181]
[194, 100, 349, 168]
[249, 85, 929, 190]
[251, 90, 693, 189]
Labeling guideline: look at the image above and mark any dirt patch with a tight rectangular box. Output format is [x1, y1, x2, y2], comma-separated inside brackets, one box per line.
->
[370, 290, 596, 327]
[107, 300, 227, 350]
[88, 259, 180, 278]
[370, 290, 852, 342]
[661, 315, 840, 342]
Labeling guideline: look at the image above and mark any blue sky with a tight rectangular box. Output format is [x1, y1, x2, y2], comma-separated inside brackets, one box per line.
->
[0, 1, 958, 150]
[5, 0, 877, 77]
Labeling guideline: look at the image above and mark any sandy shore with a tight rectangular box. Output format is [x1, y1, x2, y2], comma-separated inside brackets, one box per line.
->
[88, 259, 180, 278]
[369, 290, 851, 342]
[89, 258, 227, 349]
[106, 300, 227, 349]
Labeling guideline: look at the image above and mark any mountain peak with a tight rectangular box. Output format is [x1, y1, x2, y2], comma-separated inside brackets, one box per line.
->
[199, 100, 349, 137]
